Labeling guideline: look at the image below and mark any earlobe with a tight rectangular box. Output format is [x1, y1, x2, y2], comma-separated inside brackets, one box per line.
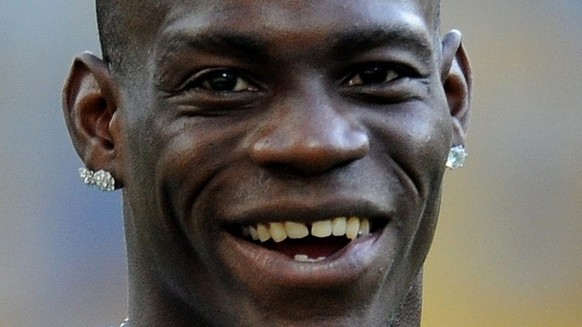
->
[62, 52, 124, 188]
[440, 30, 472, 146]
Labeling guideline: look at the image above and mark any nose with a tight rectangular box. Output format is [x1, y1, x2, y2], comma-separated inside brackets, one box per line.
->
[249, 93, 370, 175]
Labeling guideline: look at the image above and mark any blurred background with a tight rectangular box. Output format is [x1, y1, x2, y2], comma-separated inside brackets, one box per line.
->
[0, 1, 580, 326]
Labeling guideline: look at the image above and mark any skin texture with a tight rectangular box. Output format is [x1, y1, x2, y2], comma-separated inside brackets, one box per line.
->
[63, 0, 471, 326]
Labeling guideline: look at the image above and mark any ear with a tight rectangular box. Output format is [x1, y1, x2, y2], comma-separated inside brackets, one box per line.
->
[62, 52, 125, 188]
[440, 30, 472, 146]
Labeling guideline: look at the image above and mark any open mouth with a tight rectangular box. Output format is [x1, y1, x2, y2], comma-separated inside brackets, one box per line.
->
[228, 217, 385, 263]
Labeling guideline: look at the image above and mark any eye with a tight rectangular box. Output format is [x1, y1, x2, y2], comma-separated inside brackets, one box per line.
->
[186, 69, 259, 92]
[345, 66, 400, 86]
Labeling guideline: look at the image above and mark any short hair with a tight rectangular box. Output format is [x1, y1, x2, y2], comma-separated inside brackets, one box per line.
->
[95, 0, 116, 66]
[96, 0, 130, 73]
[96, 0, 441, 75]
[95, 0, 159, 77]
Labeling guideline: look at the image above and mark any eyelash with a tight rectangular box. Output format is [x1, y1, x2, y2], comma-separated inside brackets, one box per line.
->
[180, 63, 417, 95]
[182, 68, 260, 93]
[342, 63, 417, 87]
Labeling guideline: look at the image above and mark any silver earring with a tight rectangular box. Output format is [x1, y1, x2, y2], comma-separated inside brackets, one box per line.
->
[446, 145, 467, 170]
[79, 168, 116, 192]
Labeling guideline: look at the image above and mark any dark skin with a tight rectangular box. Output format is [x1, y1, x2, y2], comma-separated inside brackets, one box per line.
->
[63, 0, 471, 326]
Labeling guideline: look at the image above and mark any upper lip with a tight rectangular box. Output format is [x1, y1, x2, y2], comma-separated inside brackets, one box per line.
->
[219, 198, 393, 226]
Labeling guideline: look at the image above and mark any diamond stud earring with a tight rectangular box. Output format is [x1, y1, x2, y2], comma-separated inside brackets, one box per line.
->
[446, 145, 467, 170]
[79, 168, 116, 192]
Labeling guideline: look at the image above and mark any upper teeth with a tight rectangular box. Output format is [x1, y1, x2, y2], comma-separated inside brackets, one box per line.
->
[243, 217, 371, 243]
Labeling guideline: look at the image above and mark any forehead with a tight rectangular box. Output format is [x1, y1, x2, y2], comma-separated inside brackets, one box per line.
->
[158, 0, 433, 32]
[163, 0, 430, 22]
[148, 0, 436, 58]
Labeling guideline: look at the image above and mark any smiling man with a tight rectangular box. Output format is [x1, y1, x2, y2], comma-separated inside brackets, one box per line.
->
[63, 0, 471, 326]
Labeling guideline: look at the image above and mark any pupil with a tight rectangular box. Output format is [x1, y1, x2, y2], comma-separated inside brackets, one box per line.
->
[360, 67, 387, 84]
[208, 72, 237, 91]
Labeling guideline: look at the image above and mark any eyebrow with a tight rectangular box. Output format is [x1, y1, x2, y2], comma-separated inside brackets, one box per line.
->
[329, 27, 435, 65]
[156, 32, 270, 65]
[156, 25, 435, 66]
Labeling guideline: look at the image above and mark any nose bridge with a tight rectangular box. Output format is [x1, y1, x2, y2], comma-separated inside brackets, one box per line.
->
[249, 81, 370, 174]
[282, 84, 343, 148]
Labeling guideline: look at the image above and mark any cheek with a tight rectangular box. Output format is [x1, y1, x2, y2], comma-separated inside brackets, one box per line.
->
[122, 110, 252, 275]
[149, 116, 250, 224]
[365, 102, 451, 198]
[404, 113, 451, 174]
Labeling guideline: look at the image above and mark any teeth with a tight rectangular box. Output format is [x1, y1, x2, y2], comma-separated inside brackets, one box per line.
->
[242, 217, 372, 243]
[249, 226, 259, 241]
[269, 222, 287, 243]
[346, 217, 360, 240]
[359, 218, 370, 237]
[285, 221, 309, 239]
[311, 220, 333, 238]
[294, 254, 309, 262]
[332, 217, 347, 236]
[293, 254, 326, 263]
[257, 223, 271, 243]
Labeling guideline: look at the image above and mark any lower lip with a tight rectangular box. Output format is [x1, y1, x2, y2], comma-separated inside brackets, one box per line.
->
[221, 225, 389, 288]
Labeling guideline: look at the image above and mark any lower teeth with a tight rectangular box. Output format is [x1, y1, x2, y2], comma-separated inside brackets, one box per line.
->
[293, 254, 326, 263]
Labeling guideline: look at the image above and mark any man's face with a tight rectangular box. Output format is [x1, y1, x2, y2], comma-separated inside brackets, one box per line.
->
[119, 0, 452, 325]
